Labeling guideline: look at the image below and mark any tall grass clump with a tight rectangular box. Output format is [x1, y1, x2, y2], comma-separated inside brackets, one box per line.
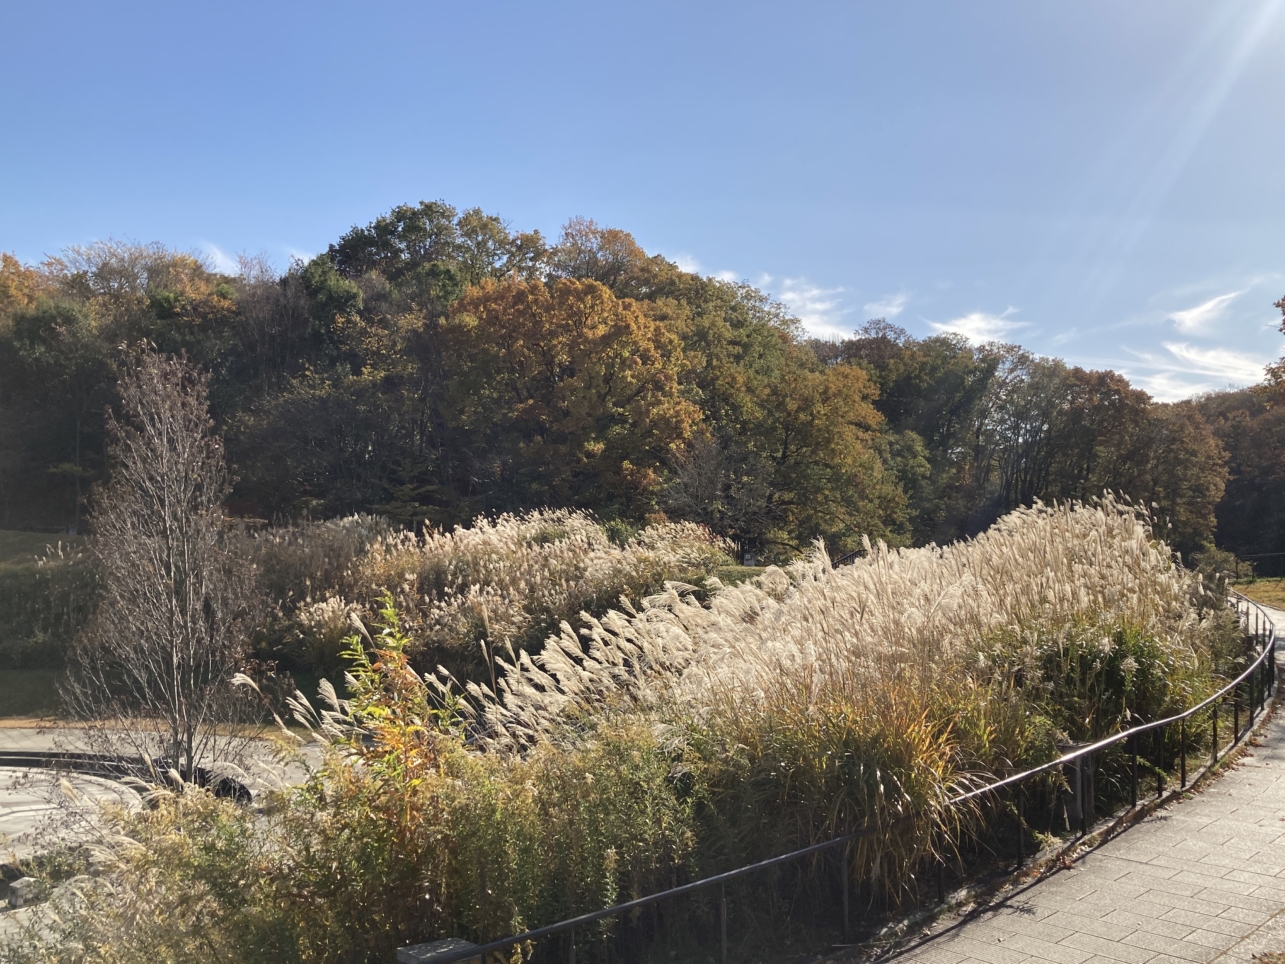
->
[461, 496, 1238, 902]
[245, 513, 392, 610]
[250, 509, 732, 682]
[1, 498, 1244, 963]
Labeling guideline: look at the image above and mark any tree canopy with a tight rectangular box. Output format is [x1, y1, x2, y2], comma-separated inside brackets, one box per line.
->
[1, 199, 1266, 562]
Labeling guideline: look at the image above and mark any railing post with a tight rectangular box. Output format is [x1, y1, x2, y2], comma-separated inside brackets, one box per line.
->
[1266, 636, 1272, 698]
[1016, 792, 1024, 867]
[1156, 726, 1164, 797]
[842, 843, 850, 939]
[569, 926, 575, 964]
[1234, 685, 1240, 745]
[1264, 642, 1274, 704]
[1180, 716, 1187, 788]
[1080, 754, 1090, 836]
[1130, 735, 1138, 809]
[720, 882, 727, 964]
[1212, 704, 1219, 763]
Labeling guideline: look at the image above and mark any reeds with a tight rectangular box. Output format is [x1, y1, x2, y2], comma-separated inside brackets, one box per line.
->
[1, 497, 1241, 963]
[455, 496, 1234, 904]
[468, 496, 1219, 746]
[264, 508, 731, 679]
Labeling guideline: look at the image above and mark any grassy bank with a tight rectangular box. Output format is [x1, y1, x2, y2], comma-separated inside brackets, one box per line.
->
[0, 529, 94, 671]
[0, 531, 73, 564]
[1, 530, 79, 718]
[0, 667, 61, 718]
[0, 499, 1244, 964]
[1236, 577, 1285, 610]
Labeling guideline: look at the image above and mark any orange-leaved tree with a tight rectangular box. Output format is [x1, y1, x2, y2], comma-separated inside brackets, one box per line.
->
[446, 277, 701, 517]
[754, 352, 905, 552]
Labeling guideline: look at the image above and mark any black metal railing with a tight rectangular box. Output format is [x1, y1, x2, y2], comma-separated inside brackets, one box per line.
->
[0, 750, 252, 800]
[422, 591, 1278, 964]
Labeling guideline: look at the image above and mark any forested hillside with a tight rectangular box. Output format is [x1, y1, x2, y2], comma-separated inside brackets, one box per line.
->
[2, 201, 1281, 561]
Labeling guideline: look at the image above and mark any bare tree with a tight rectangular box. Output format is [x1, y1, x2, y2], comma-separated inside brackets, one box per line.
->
[63, 350, 261, 778]
[663, 434, 777, 556]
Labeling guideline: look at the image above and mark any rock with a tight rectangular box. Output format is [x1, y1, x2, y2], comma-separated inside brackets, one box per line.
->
[8, 876, 41, 909]
[397, 938, 481, 964]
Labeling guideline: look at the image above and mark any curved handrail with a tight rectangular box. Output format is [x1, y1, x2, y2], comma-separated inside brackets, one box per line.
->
[0, 749, 252, 801]
[420, 591, 1278, 964]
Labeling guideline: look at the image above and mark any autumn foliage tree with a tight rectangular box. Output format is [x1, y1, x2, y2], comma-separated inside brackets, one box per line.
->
[446, 278, 700, 516]
[0, 201, 1259, 565]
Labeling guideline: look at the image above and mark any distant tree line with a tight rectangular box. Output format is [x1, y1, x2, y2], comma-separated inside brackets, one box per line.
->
[1, 201, 1281, 561]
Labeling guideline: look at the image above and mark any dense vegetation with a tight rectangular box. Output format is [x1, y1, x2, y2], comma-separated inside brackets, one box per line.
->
[0, 199, 1273, 957]
[0, 498, 1246, 963]
[4, 203, 1279, 566]
[245, 508, 734, 684]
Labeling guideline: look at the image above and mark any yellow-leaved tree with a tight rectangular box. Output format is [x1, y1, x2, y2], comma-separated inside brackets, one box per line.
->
[445, 278, 701, 516]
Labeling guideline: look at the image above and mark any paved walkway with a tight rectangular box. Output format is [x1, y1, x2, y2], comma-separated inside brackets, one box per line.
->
[0, 727, 65, 753]
[0, 725, 322, 863]
[885, 604, 1285, 964]
[0, 768, 140, 863]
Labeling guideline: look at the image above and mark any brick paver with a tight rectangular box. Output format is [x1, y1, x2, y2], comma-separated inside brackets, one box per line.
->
[886, 606, 1285, 964]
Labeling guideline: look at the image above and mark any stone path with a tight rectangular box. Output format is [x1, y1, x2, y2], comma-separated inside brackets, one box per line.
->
[0, 768, 140, 863]
[0, 728, 63, 753]
[0, 726, 322, 864]
[884, 604, 1285, 964]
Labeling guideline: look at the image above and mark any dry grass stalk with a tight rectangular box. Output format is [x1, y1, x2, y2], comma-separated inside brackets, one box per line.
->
[467, 496, 1212, 747]
[271, 508, 731, 677]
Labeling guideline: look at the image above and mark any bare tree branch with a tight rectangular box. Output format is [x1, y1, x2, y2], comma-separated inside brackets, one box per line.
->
[62, 349, 262, 778]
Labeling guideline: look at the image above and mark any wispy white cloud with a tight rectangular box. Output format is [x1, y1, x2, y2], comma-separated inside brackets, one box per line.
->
[1071, 0, 1285, 315]
[1050, 327, 1079, 346]
[286, 248, 315, 265]
[929, 308, 1027, 344]
[1124, 341, 1269, 400]
[775, 277, 850, 337]
[713, 269, 738, 283]
[1169, 290, 1241, 333]
[1134, 371, 1205, 402]
[672, 253, 701, 274]
[202, 243, 239, 274]
[1162, 341, 1267, 383]
[863, 293, 908, 319]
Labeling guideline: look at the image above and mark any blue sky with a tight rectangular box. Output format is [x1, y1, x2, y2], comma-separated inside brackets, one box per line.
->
[3, 1, 1284, 400]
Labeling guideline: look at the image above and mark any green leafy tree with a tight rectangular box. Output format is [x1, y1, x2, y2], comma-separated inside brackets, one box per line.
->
[0, 300, 112, 528]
